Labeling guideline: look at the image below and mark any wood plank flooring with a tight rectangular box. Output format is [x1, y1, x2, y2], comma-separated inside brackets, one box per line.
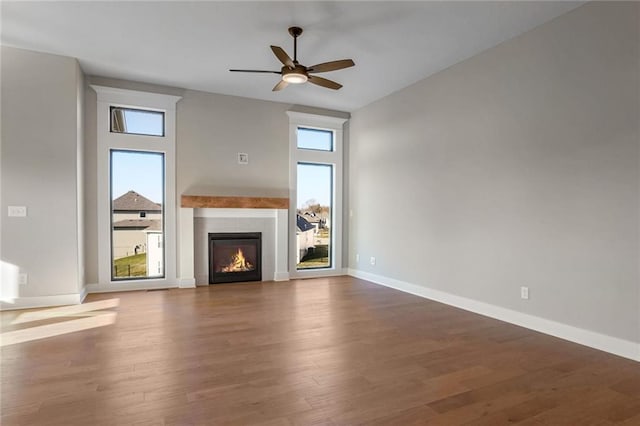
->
[1, 276, 639, 425]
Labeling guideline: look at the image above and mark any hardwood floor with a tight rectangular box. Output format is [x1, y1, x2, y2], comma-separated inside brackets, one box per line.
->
[1, 276, 639, 425]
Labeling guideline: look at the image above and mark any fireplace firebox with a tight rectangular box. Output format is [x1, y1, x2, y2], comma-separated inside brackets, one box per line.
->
[208, 232, 262, 284]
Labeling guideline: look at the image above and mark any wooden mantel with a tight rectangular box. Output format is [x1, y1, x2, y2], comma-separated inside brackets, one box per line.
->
[181, 195, 289, 209]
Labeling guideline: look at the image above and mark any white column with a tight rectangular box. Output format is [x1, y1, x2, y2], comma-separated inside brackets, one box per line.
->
[274, 209, 289, 281]
[178, 207, 196, 287]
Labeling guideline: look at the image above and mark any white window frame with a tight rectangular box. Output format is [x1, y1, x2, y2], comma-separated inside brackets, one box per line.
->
[92, 85, 181, 290]
[287, 111, 347, 278]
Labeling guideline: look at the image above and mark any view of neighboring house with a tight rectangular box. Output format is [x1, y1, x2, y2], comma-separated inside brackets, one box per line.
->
[299, 211, 326, 233]
[296, 214, 315, 264]
[112, 190, 163, 276]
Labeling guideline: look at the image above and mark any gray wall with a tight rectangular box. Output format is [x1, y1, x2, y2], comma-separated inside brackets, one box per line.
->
[1, 46, 85, 298]
[76, 60, 85, 292]
[349, 2, 640, 343]
[176, 90, 290, 197]
[83, 77, 348, 283]
[176, 91, 350, 198]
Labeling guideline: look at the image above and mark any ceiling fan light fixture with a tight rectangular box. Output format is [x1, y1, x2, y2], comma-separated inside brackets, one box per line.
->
[282, 72, 308, 84]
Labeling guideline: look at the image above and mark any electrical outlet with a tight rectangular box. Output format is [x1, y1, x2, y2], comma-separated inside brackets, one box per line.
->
[18, 273, 28, 286]
[355, 254, 359, 263]
[370, 256, 376, 266]
[8, 206, 27, 217]
[520, 286, 529, 300]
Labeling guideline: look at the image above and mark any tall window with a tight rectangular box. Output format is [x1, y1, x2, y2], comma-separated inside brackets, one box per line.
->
[110, 150, 165, 280]
[288, 112, 347, 278]
[297, 163, 333, 269]
[92, 85, 180, 289]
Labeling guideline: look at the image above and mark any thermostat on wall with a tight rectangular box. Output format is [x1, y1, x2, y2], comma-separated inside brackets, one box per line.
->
[238, 153, 249, 165]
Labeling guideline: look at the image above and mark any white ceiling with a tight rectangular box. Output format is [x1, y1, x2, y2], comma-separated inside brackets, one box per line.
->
[1, 1, 583, 112]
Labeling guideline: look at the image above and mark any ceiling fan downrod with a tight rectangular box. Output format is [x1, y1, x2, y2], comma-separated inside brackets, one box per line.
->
[288, 26, 303, 64]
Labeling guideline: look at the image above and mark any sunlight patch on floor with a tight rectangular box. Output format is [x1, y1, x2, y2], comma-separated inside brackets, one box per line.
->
[1, 299, 119, 346]
[10, 298, 120, 324]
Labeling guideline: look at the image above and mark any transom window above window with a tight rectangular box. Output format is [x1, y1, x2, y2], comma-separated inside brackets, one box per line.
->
[297, 127, 333, 151]
[111, 107, 165, 137]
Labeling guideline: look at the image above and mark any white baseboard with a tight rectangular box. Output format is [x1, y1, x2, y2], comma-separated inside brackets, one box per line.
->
[348, 268, 640, 362]
[274, 272, 290, 281]
[178, 278, 196, 288]
[290, 268, 347, 280]
[85, 282, 179, 293]
[0, 292, 86, 311]
[79, 285, 89, 303]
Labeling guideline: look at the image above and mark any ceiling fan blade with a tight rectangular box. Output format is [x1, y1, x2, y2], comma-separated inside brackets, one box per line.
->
[270, 46, 295, 68]
[308, 75, 342, 90]
[272, 80, 289, 92]
[229, 69, 281, 74]
[308, 59, 355, 74]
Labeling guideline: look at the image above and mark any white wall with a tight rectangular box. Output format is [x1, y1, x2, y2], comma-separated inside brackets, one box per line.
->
[349, 2, 640, 345]
[1, 47, 85, 306]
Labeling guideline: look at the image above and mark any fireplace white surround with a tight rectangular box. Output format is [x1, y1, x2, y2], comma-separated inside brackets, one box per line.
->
[178, 206, 289, 287]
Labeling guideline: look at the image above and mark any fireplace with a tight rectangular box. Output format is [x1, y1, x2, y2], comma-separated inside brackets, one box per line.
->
[208, 232, 262, 284]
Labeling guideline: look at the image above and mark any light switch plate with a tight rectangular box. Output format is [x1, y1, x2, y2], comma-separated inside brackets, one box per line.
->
[238, 153, 249, 165]
[8, 206, 27, 217]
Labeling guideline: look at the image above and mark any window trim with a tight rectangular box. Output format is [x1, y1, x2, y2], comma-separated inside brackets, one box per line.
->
[92, 85, 181, 290]
[287, 111, 348, 279]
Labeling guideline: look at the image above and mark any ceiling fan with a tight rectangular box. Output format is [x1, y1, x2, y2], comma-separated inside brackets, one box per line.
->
[230, 26, 355, 92]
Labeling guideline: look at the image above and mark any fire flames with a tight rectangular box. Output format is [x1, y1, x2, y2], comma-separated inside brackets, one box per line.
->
[220, 248, 254, 272]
